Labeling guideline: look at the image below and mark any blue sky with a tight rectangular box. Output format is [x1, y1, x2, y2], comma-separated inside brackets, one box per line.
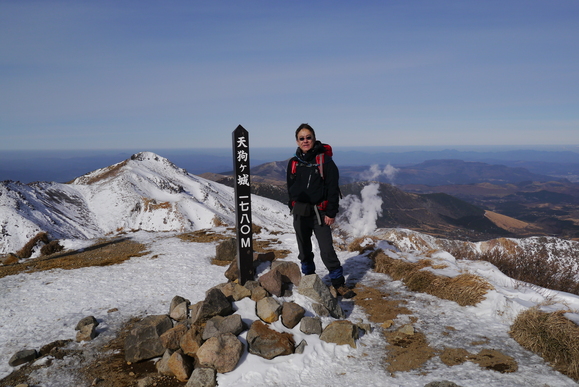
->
[1, 0, 578, 150]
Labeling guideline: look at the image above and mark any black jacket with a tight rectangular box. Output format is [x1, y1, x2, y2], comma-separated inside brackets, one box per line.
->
[286, 141, 340, 218]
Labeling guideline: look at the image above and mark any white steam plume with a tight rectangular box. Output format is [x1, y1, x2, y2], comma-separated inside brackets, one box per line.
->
[359, 164, 399, 182]
[340, 183, 383, 237]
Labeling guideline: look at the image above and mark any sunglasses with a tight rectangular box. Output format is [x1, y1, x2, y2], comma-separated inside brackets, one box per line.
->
[299, 136, 313, 142]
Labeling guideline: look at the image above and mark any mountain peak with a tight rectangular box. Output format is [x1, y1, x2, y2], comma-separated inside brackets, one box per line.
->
[71, 151, 185, 186]
[130, 151, 166, 162]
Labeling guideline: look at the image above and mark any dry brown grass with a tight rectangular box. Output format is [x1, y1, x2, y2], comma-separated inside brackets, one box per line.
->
[0, 238, 149, 279]
[176, 229, 231, 244]
[177, 228, 291, 261]
[372, 250, 493, 306]
[212, 216, 229, 228]
[142, 198, 172, 211]
[347, 236, 380, 253]
[74, 160, 128, 185]
[16, 232, 50, 258]
[253, 238, 291, 260]
[40, 240, 64, 256]
[510, 308, 579, 381]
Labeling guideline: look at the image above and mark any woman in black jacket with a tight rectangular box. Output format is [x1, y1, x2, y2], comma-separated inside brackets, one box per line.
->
[287, 123, 355, 298]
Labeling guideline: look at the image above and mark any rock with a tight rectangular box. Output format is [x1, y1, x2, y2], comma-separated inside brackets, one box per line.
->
[295, 339, 308, 354]
[8, 349, 38, 367]
[297, 274, 344, 319]
[399, 324, 415, 335]
[202, 314, 245, 340]
[155, 349, 174, 376]
[300, 316, 323, 335]
[271, 261, 302, 286]
[243, 280, 261, 290]
[281, 302, 305, 329]
[382, 320, 394, 329]
[424, 382, 463, 387]
[124, 315, 173, 362]
[224, 260, 238, 282]
[76, 316, 99, 331]
[197, 333, 244, 373]
[170, 301, 189, 322]
[215, 238, 237, 262]
[76, 323, 98, 342]
[311, 303, 331, 317]
[185, 367, 217, 387]
[160, 324, 189, 350]
[136, 376, 155, 387]
[259, 269, 284, 297]
[39, 339, 72, 357]
[251, 286, 269, 302]
[246, 320, 295, 360]
[357, 322, 372, 334]
[170, 295, 190, 312]
[220, 282, 252, 301]
[190, 288, 233, 324]
[168, 350, 194, 382]
[180, 326, 204, 357]
[256, 297, 282, 323]
[320, 320, 359, 348]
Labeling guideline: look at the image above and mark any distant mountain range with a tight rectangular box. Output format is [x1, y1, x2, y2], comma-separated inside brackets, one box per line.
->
[3, 152, 578, 256]
[208, 158, 566, 186]
[203, 157, 579, 240]
[340, 159, 560, 185]
[3, 147, 579, 184]
[203, 160, 560, 240]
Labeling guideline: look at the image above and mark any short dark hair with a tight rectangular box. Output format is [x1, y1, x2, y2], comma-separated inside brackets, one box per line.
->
[295, 123, 316, 140]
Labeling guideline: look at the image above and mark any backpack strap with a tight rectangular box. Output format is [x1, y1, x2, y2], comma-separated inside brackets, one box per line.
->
[291, 143, 334, 183]
[316, 153, 325, 179]
[291, 159, 298, 175]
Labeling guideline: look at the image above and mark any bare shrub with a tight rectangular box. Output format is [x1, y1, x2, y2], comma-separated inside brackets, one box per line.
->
[16, 232, 50, 258]
[510, 308, 579, 380]
[347, 236, 379, 253]
[373, 251, 492, 306]
[40, 240, 64, 256]
[445, 244, 478, 260]
[212, 216, 229, 228]
[477, 249, 579, 296]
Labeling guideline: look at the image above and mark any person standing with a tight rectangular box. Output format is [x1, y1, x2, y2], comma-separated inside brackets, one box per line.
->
[287, 123, 355, 298]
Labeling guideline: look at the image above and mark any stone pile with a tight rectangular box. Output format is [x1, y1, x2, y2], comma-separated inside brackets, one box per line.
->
[6, 245, 363, 387]
[122, 265, 362, 386]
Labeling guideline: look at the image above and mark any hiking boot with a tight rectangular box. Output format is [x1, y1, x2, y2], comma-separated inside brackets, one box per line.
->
[334, 285, 356, 299]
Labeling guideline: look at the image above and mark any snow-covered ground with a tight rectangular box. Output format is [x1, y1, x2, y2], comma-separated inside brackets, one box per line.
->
[2, 228, 579, 387]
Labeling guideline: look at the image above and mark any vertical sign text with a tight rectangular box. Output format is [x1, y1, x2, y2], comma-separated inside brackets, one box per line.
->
[232, 125, 254, 284]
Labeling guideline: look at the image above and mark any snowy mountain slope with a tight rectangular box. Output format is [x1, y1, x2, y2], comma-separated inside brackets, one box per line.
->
[0, 181, 102, 254]
[0, 152, 291, 255]
[377, 228, 579, 274]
